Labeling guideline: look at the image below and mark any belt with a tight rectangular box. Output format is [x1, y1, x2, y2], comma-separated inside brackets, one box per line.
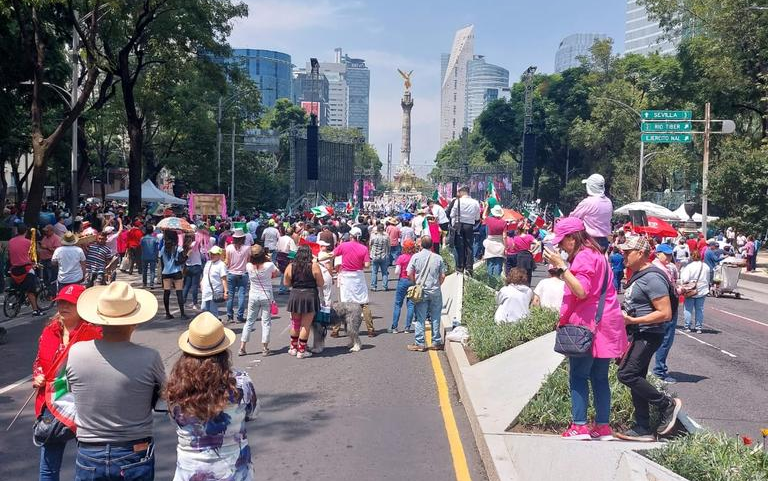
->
[78, 437, 152, 449]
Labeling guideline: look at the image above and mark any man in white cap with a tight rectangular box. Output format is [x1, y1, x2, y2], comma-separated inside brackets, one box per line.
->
[569, 173, 614, 251]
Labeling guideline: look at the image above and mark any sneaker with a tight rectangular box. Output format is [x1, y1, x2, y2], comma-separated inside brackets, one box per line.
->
[297, 350, 313, 359]
[403, 327, 412, 333]
[657, 397, 682, 436]
[589, 424, 614, 441]
[165, 313, 175, 320]
[696, 328, 703, 334]
[429, 343, 444, 351]
[227, 316, 233, 324]
[388, 328, 399, 334]
[683, 327, 692, 333]
[615, 426, 656, 442]
[661, 376, 677, 384]
[32, 310, 43, 316]
[288, 347, 298, 356]
[561, 423, 591, 440]
[406, 344, 426, 352]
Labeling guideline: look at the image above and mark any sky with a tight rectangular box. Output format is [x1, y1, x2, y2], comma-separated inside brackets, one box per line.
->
[228, 0, 627, 177]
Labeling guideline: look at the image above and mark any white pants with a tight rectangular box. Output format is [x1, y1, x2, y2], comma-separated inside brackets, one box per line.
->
[243, 298, 271, 344]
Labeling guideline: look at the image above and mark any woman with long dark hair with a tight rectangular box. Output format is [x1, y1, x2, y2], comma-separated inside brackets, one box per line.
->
[283, 245, 324, 358]
[544, 217, 627, 440]
[166, 312, 257, 480]
[161, 230, 187, 319]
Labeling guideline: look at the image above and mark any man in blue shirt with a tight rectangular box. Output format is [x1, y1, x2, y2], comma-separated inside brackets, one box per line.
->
[703, 240, 724, 283]
[140, 227, 159, 288]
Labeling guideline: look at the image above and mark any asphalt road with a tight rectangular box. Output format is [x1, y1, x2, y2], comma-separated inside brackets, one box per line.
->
[0, 271, 488, 481]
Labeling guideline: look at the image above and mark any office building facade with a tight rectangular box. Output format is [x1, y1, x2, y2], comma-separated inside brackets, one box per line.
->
[555, 33, 609, 72]
[440, 25, 475, 147]
[230, 49, 292, 108]
[292, 68, 330, 126]
[624, 0, 678, 55]
[465, 56, 509, 130]
[341, 53, 370, 140]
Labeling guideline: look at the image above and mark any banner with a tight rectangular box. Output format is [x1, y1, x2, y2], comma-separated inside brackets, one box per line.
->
[189, 193, 227, 218]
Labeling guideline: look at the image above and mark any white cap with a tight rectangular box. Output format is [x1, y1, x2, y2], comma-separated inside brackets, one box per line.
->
[349, 227, 362, 238]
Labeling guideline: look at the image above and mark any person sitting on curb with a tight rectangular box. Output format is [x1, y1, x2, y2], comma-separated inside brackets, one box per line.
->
[494, 267, 532, 324]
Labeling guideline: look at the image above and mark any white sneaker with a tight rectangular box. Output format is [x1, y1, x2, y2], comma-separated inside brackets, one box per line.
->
[288, 347, 298, 356]
[297, 350, 313, 359]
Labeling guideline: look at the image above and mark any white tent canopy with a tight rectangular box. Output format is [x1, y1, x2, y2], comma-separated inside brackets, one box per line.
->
[106, 180, 186, 205]
[614, 201, 682, 221]
[672, 203, 719, 223]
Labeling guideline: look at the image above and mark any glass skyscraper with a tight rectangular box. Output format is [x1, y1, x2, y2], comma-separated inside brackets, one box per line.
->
[230, 49, 293, 108]
[554, 33, 608, 72]
[624, 0, 678, 55]
[464, 56, 509, 130]
[440, 25, 475, 147]
[341, 54, 370, 141]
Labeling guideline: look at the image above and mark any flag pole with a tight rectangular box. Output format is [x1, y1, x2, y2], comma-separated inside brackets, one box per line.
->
[6, 389, 35, 431]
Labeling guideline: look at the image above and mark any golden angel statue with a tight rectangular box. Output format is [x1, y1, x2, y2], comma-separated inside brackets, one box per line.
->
[397, 69, 413, 91]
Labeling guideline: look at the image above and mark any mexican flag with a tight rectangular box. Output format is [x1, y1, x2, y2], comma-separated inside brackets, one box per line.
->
[431, 190, 448, 208]
[299, 237, 321, 257]
[552, 205, 564, 219]
[531, 240, 543, 263]
[311, 206, 331, 218]
[522, 209, 546, 228]
[45, 366, 77, 432]
[487, 180, 498, 208]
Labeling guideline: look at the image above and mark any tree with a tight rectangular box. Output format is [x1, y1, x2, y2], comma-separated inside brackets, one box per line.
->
[261, 98, 307, 131]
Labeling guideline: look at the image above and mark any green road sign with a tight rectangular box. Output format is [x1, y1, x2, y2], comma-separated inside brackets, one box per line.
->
[641, 121, 692, 132]
[641, 133, 692, 143]
[641, 110, 692, 120]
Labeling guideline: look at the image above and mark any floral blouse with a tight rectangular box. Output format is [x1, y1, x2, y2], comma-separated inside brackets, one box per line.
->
[170, 370, 258, 481]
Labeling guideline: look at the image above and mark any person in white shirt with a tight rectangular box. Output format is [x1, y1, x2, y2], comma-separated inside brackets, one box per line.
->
[275, 228, 297, 295]
[261, 221, 280, 261]
[672, 239, 690, 268]
[447, 186, 481, 275]
[494, 267, 533, 324]
[412, 210, 426, 237]
[427, 198, 450, 231]
[678, 249, 710, 333]
[240, 245, 279, 356]
[200, 246, 228, 317]
[532, 266, 565, 312]
[51, 231, 86, 290]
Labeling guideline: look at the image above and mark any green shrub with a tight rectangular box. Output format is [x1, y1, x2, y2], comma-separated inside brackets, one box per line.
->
[471, 263, 505, 290]
[441, 248, 455, 275]
[647, 431, 768, 481]
[462, 277, 557, 361]
[514, 361, 663, 433]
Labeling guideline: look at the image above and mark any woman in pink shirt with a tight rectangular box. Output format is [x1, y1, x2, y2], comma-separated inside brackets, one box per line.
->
[390, 239, 416, 333]
[544, 217, 627, 441]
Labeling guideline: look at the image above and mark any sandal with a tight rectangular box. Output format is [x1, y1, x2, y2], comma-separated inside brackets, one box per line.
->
[262, 348, 271, 356]
[238, 349, 247, 356]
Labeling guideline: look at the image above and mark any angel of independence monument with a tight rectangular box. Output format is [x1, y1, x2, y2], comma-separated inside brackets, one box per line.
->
[392, 69, 419, 193]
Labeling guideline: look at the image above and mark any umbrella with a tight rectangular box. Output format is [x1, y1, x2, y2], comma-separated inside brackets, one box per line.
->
[502, 209, 524, 222]
[156, 217, 194, 232]
[614, 201, 682, 221]
[624, 216, 678, 237]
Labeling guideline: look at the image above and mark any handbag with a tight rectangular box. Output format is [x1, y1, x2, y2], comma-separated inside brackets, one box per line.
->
[680, 263, 704, 298]
[252, 263, 279, 316]
[33, 406, 75, 446]
[406, 253, 434, 303]
[554, 259, 610, 357]
[207, 262, 225, 303]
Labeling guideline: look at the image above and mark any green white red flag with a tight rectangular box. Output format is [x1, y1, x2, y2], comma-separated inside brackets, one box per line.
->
[522, 209, 546, 228]
[431, 190, 448, 208]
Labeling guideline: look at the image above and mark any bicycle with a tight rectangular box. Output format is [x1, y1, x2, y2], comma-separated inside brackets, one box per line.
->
[3, 266, 56, 319]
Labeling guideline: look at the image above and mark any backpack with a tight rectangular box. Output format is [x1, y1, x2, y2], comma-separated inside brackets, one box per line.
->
[625, 266, 679, 325]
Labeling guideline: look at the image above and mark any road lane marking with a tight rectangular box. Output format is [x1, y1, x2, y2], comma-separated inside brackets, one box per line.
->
[0, 375, 32, 395]
[426, 329, 472, 481]
[677, 329, 736, 358]
[710, 307, 768, 328]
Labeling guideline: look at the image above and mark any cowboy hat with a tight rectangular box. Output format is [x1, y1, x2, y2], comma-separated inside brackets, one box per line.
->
[77, 282, 158, 326]
[61, 231, 78, 246]
[231, 228, 246, 238]
[178, 312, 235, 357]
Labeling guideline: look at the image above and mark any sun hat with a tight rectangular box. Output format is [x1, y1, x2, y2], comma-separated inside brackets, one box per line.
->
[178, 312, 235, 357]
[54, 284, 86, 304]
[618, 236, 651, 253]
[551, 217, 586, 245]
[655, 243, 674, 255]
[317, 240, 330, 247]
[349, 227, 362, 238]
[318, 251, 334, 262]
[103, 226, 115, 234]
[490, 205, 504, 218]
[208, 245, 223, 255]
[77, 282, 158, 326]
[61, 231, 78, 246]
[231, 228, 246, 238]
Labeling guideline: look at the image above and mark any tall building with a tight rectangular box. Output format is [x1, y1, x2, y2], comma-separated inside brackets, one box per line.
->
[340, 53, 370, 140]
[555, 33, 608, 72]
[317, 49, 349, 129]
[230, 49, 292, 108]
[624, 0, 678, 55]
[440, 25, 475, 147]
[465, 55, 509, 130]
[292, 68, 330, 126]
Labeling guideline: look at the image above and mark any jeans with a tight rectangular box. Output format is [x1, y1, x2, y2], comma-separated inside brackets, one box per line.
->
[473, 224, 486, 261]
[202, 299, 220, 317]
[182, 264, 203, 305]
[569, 357, 611, 425]
[618, 331, 669, 430]
[74, 441, 155, 481]
[653, 319, 678, 378]
[141, 260, 157, 287]
[39, 441, 67, 481]
[243, 298, 272, 344]
[486, 258, 503, 278]
[454, 223, 475, 273]
[226, 273, 247, 320]
[370, 258, 389, 290]
[413, 289, 443, 346]
[391, 278, 415, 331]
[613, 270, 624, 293]
[747, 254, 757, 271]
[389, 245, 401, 265]
[683, 296, 706, 329]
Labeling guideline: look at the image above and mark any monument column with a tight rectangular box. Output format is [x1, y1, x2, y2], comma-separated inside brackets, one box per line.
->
[400, 90, 414, 172]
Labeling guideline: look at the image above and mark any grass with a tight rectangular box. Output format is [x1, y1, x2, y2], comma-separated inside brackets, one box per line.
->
[471, 263, 505, 290]
[461, 277, 557, 361]
[647, 431, 768, 481]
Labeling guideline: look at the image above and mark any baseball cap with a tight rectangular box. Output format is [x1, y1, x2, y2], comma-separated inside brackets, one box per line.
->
[655, 243, 674, 255]
[551, 217, 586, 245]
[581, 173, 605, 187]
[618, 236, 651, 253]
[208, 246, 223, 255]
[54, 284, 86, 304]
[349, 227, 362, 237]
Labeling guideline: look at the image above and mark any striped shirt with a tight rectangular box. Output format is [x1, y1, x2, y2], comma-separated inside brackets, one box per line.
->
[86, 244, 112, 272]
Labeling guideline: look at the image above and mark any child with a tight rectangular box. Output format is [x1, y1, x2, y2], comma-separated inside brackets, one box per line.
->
[494, 267, 533, 324]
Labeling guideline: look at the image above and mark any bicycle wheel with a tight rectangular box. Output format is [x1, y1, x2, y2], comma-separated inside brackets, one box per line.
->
[3, 291, 22, 319]
[37, 284, 56, 312]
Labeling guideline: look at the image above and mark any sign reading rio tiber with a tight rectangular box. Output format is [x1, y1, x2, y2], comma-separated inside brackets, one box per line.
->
[641, 110, 693, 143]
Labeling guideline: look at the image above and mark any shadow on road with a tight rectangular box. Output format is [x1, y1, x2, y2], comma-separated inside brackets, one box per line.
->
[668, 371, 709, 384]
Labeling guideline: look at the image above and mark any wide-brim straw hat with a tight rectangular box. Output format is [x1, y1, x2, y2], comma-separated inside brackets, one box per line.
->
[77, 281, 158, 326]
[178, 312, 236, 357]
[61, 231, 78, 246]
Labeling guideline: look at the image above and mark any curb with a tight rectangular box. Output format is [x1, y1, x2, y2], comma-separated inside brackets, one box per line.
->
[740, 272, 768, 284]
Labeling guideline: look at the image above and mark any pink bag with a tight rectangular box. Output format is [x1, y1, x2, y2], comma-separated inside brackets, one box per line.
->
[270, 300, 279, 316]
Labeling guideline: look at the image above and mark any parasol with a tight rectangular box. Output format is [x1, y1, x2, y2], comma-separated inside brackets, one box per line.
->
[624, 216, 678, 237]
[502, 209, 524, 222]
[156, 217, 194, 232]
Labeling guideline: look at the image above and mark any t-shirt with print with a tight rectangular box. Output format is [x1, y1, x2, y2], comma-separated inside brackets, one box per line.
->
[395, 253, 413, 279]
[369, 233, 390, 261]
[247, 262, 276, 301]
[624, 267, 672, 334]
[406, 249, 446, 294]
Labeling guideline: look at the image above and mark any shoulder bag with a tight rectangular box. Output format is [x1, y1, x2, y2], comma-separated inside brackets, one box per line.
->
[554, 259, 610, 357]
[406, 253, 434, 303]
[680, 262, 704, 298]
[208, 262, 225, 303]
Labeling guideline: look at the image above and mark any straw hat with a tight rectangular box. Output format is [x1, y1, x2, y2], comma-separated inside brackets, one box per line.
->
[232, 228, 246, 238]
[61, 231, 78, 246]
[491, 205, 504, 218]
[178, 312, 235, 357]
[77, 282, 158, 326]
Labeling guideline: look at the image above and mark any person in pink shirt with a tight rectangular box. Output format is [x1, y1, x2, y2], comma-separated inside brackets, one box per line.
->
[225, 229, 250, 323]
[39, 225, 62, 289]
[544, 217, 627, 441]
[505, 224, 535, 273]
[8, 225, 42, 315]
[385, 218, 401, 265]
[390, 239, 416, 333]
[569, 173, 614, 251]
[333, 227, 374, 336]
